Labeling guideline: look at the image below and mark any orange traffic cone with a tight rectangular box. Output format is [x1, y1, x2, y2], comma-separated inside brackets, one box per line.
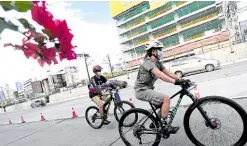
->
[21, 116, 25, 123]
[72, 108, 77, 118]
[194, 87, 201, 99]
[8, 119, 12, 124]
[40, 113, 46, 121]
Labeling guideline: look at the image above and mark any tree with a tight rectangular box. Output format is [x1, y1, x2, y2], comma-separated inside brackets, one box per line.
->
[0, 1, 77, 67]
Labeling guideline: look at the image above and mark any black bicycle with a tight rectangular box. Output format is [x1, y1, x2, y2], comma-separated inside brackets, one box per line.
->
[85, 87, 136, 129]
[118, 80, 247, 146]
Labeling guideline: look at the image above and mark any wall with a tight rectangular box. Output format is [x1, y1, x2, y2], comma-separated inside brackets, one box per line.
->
[49, 86, 89, 103]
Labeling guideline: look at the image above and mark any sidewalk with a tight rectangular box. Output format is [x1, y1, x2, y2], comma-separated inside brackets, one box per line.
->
[221, 57, 247, 66]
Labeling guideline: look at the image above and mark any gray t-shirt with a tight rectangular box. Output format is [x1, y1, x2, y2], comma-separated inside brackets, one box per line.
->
[134, 57, 165, 90]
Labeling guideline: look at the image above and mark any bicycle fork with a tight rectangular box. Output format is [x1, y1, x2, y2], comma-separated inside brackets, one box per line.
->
[186, 91, 216, 129]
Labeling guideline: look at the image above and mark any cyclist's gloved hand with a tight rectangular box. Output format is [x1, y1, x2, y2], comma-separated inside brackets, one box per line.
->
[174, 79, 185, 85]
[175, 79, 191, 85]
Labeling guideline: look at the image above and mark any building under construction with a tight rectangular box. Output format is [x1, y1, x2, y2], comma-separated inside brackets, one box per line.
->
[109, 1, 242, 69]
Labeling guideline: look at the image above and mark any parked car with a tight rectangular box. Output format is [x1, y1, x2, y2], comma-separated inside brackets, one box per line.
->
[30, 99, 46, 108]
[109, 80, 128, 89]
[167, 57, 220, 78]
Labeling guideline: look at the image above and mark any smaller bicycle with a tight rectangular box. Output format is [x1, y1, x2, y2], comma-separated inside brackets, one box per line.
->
[85, 87, 135, 129]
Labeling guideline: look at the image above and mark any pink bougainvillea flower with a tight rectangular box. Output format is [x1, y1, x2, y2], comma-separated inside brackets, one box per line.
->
[3, 43, 13, 47]
[59, 50, 77, 61]
[23, 43, 40, 52]
[31, 6, 55, 30]
[59, 31, 74, 45]
[37, 58, 45, 67]
[23, 49, 37, 59]
[33, 1, 46, 8]
[51, 20, 72, 40]
[37, 58, 52, 67]
[59, 42, 74, 52]
[42, 47, 58, 64]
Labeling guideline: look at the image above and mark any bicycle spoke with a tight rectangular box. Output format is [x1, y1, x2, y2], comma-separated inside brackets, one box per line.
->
[119, 109, 162, 146]
[186, 97, 246, 146]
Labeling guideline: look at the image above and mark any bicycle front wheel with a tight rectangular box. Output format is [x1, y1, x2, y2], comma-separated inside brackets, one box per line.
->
[118, 108, 162, 146]
[184, 96, 247, 146]
[85, 106, 103, 129]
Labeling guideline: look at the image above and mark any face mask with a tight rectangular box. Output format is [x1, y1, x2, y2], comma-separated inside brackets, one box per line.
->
[157, 50, 163, 59]
[97, 72, 102, 76]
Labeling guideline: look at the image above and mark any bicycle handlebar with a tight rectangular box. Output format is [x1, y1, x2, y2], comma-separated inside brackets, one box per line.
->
[180, 80, 197, 91]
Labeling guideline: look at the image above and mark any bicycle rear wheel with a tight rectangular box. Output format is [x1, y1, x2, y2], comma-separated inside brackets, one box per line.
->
[114, 100, 136, 126]
[85, 106, 103, 129]
[118, 108, 162, 146]
[184, 96, 247, 146]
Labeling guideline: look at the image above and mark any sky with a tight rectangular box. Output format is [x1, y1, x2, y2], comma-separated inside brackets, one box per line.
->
[0, 1, 122, 89]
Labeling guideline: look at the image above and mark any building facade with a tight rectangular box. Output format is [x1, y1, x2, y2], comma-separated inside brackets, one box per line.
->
[23, 79, 44, 98]
[109, 1, 236, 69]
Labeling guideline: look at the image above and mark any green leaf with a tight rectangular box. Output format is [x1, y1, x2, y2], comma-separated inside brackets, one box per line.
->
[0, 17, 19, 34]
[18, 18, 36, 32]
[0, 1, 33, 12]
[42, 29, 52, 36]
[14, 1, 33, 12]
[0, 1, 12, 11]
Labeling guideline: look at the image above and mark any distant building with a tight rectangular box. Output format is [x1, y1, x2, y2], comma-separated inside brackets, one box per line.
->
[23, 79, 44, 98]
[239, 20, 247, 42]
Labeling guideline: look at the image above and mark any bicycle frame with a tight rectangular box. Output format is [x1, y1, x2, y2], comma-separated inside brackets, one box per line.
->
[148, 87, 213, 129]
[103, 92, 119, 117]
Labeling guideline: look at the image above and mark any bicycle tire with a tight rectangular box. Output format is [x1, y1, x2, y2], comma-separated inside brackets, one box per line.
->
[118, 108, 162, 146]
[114, 100, 136, 126]
[85, 106, 103, 129]
[184, 96, 247, 146]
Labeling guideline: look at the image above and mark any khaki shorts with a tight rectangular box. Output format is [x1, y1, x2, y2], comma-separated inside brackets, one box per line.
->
[135, 89, 166, 106]
[92, 95, 109, 107]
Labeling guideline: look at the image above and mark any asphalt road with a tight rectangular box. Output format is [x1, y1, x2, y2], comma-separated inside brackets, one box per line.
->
[1, 61, 247, 125]
[0, 98, 246, 146]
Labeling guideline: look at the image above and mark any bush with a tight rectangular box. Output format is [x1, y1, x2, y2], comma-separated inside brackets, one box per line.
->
[44, 95, 49, 103]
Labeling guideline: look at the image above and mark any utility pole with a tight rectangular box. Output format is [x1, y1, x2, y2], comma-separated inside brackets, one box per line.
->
[76, 53, 92, 84]
[103, 54, 113, 77]
[83, 54, 91, 83]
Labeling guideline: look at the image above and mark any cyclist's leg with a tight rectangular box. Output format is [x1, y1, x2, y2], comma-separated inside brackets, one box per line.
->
[92, 95, 104, 118]
[136, 89, 169, 115]
[136, 89, 179, 133]
[92, 95, 111, 125]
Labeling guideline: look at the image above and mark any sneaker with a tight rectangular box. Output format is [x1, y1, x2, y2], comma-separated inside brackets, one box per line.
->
[161, 117, 179, 134]
[164, 125, 180, 134]
[102, 119, 111, 125]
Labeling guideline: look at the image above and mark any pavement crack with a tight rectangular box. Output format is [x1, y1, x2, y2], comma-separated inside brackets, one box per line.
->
[3, 119, 70, 146]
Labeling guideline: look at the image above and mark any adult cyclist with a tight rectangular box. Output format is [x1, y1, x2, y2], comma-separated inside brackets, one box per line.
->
[88, 65, 116, 125]
[134, 40, 189, 134]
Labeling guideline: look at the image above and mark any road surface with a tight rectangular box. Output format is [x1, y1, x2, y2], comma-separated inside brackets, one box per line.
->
[0, 98, 246, 146]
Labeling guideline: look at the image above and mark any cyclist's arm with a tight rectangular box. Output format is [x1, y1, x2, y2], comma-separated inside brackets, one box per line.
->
[144, 60, 175, 84]
[101, 76, 116, 89]
[151, 68, 175, 84]
[162, 68, 180, 80]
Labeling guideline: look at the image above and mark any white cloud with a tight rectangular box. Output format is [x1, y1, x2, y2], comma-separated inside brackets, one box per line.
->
[0, 1, 122, 89]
